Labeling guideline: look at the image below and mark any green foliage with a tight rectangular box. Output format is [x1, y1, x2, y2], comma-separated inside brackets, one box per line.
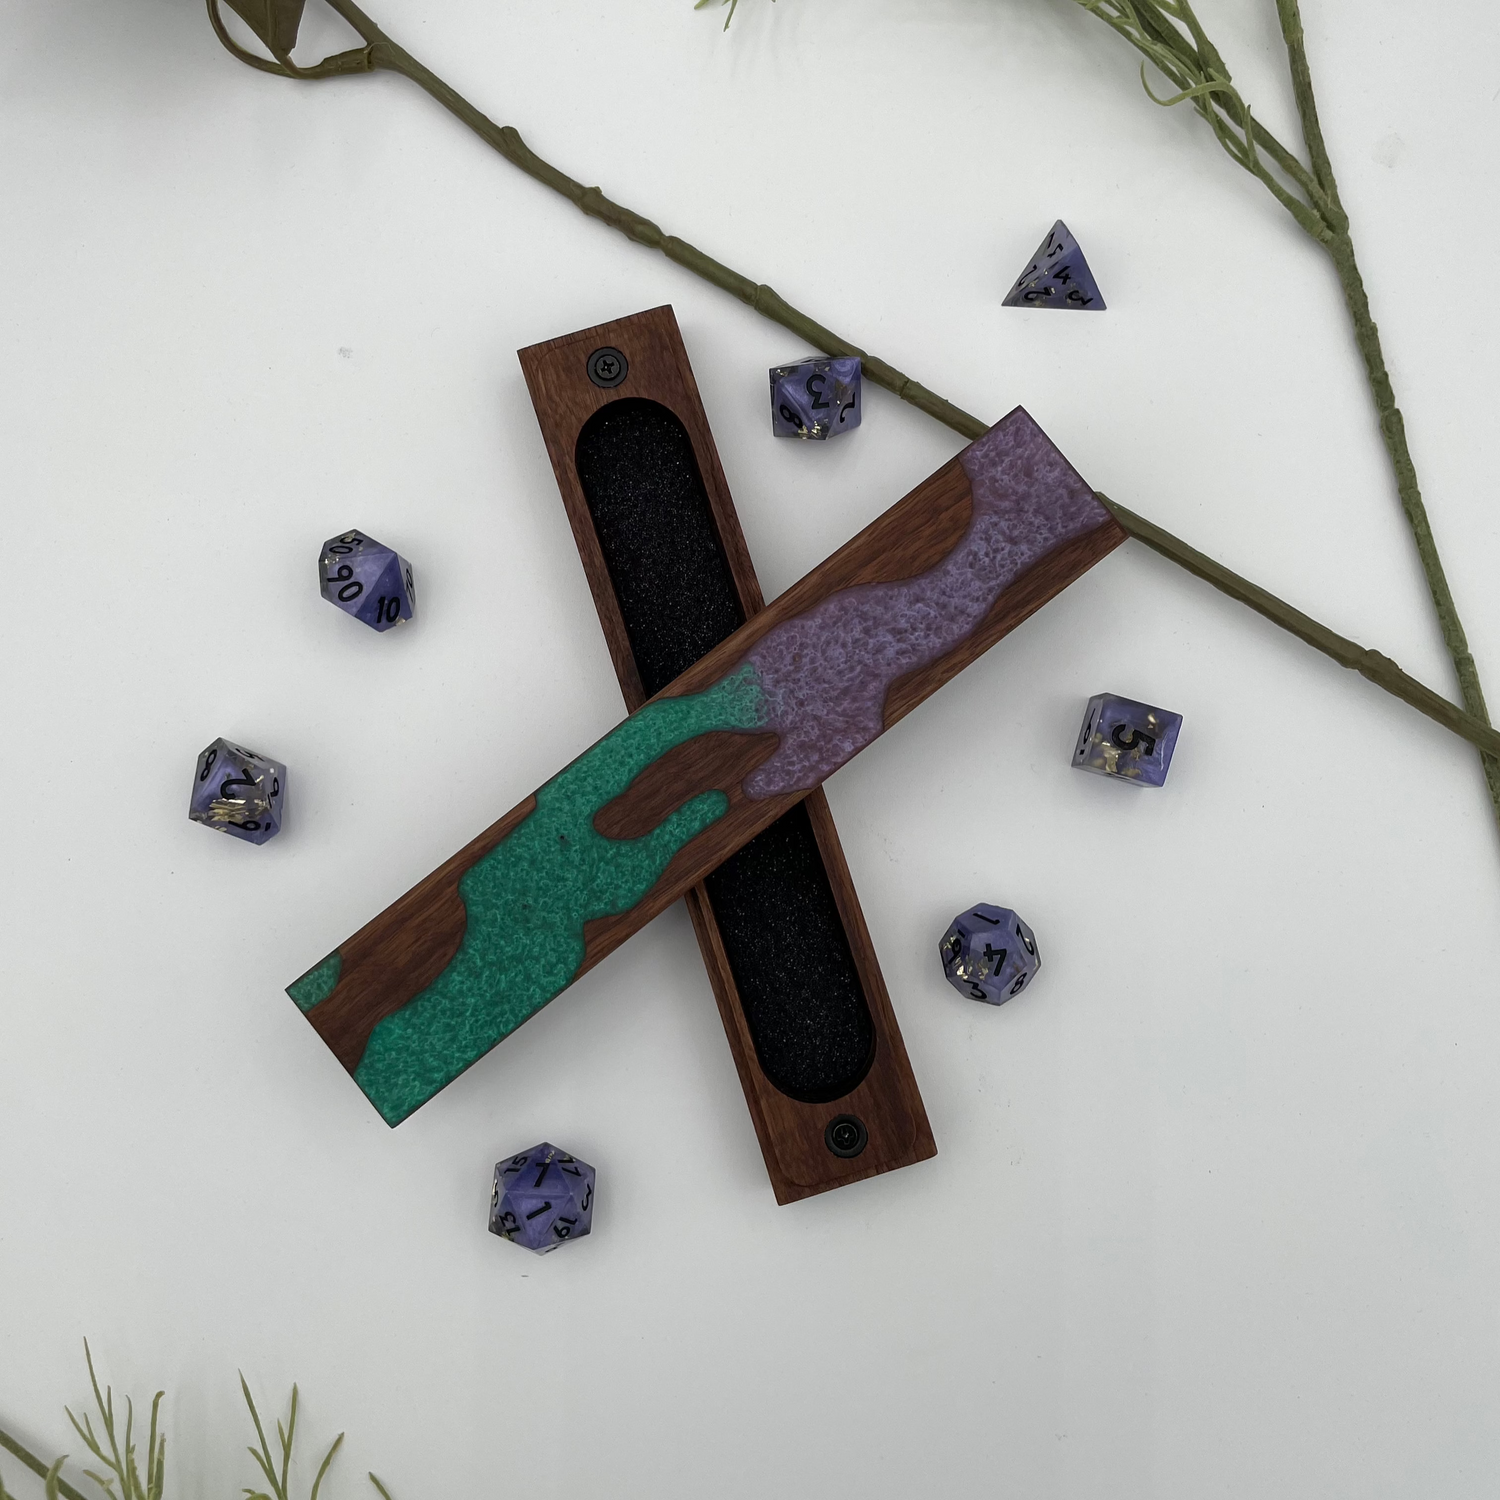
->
[238, 1379, 356, 1500]
[64, 1344, 165, 1500]
[1, 1348, 392, 1500]
[692, 0, 762, 31]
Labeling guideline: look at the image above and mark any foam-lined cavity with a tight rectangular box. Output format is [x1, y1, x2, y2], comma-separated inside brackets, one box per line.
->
[575, 399, 747, 696]
[704, 802, 875, 1103]
[574, 396, 876, 1104]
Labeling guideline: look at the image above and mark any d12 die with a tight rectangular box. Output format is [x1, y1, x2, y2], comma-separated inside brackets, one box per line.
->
[188, 738, 286, 844]
[769, 356, 861, 440]
[940, 904, 1040, 1005]
[319, 529, 415, 632]
[489, 1142, 595, 1255]
[1074, 693, 1182, 787]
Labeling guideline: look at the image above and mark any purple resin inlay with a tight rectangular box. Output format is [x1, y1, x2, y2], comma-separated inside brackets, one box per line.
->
[741, 407, 1108, 798]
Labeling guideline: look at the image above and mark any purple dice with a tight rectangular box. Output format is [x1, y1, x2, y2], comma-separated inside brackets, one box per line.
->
[770, 356, 861, 439]
[319, 529, 415, 632]
[1074, 692, 1182, 787]
[940, 904, 1041, 1005]
[489, 1142, 595, 1255]
[1002, 220, 1106, 310]
[188, 738, 286, 845]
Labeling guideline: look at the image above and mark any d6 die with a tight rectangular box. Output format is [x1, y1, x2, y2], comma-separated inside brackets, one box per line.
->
[188, 738, 286, 844]
[770, 356, 861, 440]
[319, 529, 415, 632]
[489, 1142, 595, 1255]
[940, 904, 1040, 1005]
[1074, 693, 1182, 787]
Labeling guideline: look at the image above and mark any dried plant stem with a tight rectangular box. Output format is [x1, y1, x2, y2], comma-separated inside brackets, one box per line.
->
[1063, 0, 1500, 831]
[1100, 497, 1500, 758]
[206, 0, 1500, 778]
[1273, 0, 1500, 820]
[0, 1428, 89, 1500]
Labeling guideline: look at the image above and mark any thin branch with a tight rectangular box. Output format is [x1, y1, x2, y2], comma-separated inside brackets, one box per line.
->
[1099, 497, 1500, 758]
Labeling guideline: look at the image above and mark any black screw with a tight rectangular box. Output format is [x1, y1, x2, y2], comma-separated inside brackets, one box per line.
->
[824, 1114, 868, 1159]
[587, 346, 628, 388]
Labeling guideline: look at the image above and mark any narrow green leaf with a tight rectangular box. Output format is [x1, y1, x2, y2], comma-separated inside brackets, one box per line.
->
[308, 1433, 344, 1500]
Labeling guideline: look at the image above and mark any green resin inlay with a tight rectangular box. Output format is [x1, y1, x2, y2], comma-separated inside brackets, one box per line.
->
[353, 666, 767, 1125]
[288, 951, 342, 1012]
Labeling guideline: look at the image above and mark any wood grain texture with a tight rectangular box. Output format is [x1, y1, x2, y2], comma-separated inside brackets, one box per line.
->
[520, 306, 934, 1201]
[297, 360, 1125, 1132]
[305, 794, 537, 1073]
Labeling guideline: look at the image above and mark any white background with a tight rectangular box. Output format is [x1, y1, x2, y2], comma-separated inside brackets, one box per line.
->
[2, 1, 1499, 1495]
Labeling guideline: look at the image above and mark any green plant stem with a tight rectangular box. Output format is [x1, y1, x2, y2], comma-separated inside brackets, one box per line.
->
[206, 0, 1500, 775]
[1100, 497, 1500, 758]
[0, 1429, 88, 1500]
[1063, 0, 1500, 832]
[1273, 0, 1500, 822]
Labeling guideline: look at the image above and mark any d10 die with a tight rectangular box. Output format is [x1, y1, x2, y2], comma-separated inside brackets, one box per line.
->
[1074, 693, 1182, 787]
[188, 738, 286, 844]
[489, 1142, 595, 1255]
[769, 356, 861, 440]
[319, 529, 415, 632]
[940, 904, 1040, 1005]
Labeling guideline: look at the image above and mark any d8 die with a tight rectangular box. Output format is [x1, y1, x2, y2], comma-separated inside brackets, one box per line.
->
[188, 738, 286, 844]
[319, 529, 415, 632]
[489, 1142, 595, 1255]
[940, 904, 1040, 1005]
[1074, 693, 1182, 787]
[769, 356, 861, 440]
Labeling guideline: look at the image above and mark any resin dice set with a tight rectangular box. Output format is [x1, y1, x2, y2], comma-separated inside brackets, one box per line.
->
[766, 219, 1107, 440]
[188, 528, 415, 848]
[939, 689, 1181, 1008]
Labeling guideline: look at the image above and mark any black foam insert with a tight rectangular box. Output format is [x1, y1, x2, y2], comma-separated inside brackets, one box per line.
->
[574, 397, 876, 1103]
[574, 399, 746, 697]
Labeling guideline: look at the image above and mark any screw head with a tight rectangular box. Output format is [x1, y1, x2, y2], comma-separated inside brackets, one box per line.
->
[824, 1114, 868, 1159]
[587, 346, 628, 388]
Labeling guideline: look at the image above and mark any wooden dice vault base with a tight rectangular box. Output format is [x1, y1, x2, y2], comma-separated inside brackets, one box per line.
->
[519, 306, 935, 1203]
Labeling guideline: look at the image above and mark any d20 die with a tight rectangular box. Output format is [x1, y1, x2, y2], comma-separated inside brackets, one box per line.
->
[489, 1142, 595, 1255]
[188, 738, 286, 845]
[1002, 220, 1106, 310]
[940, 903, 1040, 1005]
[1074, 692, 1182, 786]
[769, 356, 861, 440]
[319, 529, 415, 632]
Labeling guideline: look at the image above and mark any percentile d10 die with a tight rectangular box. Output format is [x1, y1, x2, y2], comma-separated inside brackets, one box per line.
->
[319, 529, 416, 632]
